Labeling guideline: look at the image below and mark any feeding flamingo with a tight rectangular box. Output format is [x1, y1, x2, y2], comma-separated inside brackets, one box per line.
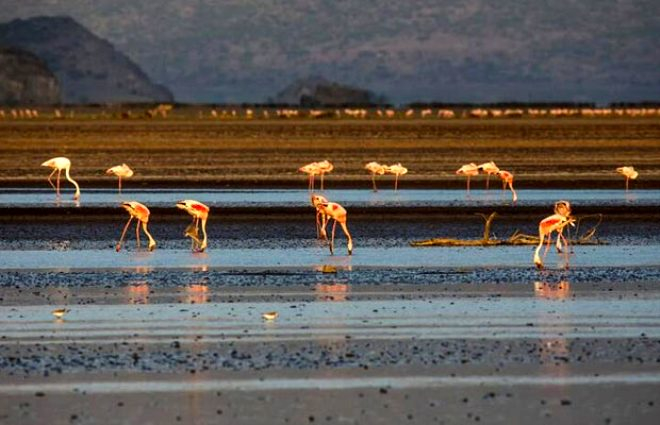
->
[315, 201, 353, 255]
[533, 200, 575, 269]
[497, 170, 518, 202]
[478, 161, 499, 189]
[299, 162, 320, 190]
[316, 160, 334, 190]
[364, 161, 387, 191]
[311, 193, 330, 239]
[456, 163, 479, 193]
[176, 200, 210, 252]
[616, 166, 639, 191]
[115, 201, 156, 252]
[106, 163, 134, 193]
[41, 157, 80, 200]
[385, 163, 408, 191]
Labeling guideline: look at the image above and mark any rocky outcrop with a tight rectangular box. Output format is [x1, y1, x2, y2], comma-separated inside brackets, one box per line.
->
[0, 16, 173, 104]
[273, 76, 385, 106]
[0, 47, 60, 105]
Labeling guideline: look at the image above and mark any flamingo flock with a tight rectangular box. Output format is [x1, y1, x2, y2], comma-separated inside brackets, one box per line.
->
[38, 156, 639, 267]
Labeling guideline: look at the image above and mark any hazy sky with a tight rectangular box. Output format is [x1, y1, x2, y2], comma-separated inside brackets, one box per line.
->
[2, 0, 659, 103]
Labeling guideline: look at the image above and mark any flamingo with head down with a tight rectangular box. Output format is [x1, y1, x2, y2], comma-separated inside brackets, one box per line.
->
[497, 169, 518, 203]
[41, 157, 80, 200]
[478, 161, 499, 189]
[176, 200, 210, 252]
[533, 200, 575, 269]
[116, 201, 156, 252]
[314, 200, 353, 255]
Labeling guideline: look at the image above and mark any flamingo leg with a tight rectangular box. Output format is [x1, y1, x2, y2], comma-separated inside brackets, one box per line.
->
[320, 213, 329, 240]
[372, 173, 378, 192]
[509, 181, 518, 203]
[486, 174, 490, 190]
[116, 216, 133, 252]
[534, 232, 545, 269]
[135, 220, 141, 249]
[625, 177, 629, 191]
[118, 176, 122, 194]
[320, 173, 324, 191]
[56, 169, 61, 196]
[47, 169, 57, 191]
[467, 176, 471, 193]
[329, 219, 337, 255]
[141, 221, 156, 251]
[394, 174, 399, 191]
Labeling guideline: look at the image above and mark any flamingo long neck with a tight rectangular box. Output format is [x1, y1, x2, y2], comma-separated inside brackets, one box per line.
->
[65, 165, 80, 199]
[142, 221, 156, 251]
[201, 218, 208, 249]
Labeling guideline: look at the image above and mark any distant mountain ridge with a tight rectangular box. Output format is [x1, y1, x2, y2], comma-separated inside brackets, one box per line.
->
[1, 1, 659, 103]
[0, 47, 60, 105]
[0, 16, 173, 104]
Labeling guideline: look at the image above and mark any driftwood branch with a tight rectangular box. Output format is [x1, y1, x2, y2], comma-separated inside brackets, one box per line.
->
[410, 213, 606, 247]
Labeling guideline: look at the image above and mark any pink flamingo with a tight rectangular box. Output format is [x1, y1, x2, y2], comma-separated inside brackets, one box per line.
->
[533, 201, 575, 269]
[386, 163, 408, 191]
[299, 162, 320, 190]
[176, 200, 210, 252]
[315, 201, 353, 255]
[478, 161, 499, 189]
[364, 161, 387, 192]
[116, 201, 156, 252]
[456, 163, 479, 193]
[316, 160, 334, 190]
[616, 166, 639, 191]
[497, 170, 518, 202]
[41, 157, 81, 200]
[311, 193, 330, 239]
[106, 164, 134, 193]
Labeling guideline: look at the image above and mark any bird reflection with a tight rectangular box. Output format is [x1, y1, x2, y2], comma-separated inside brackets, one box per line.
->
[533, 280, 571, 300]
[126, 282, 150, 304]
[185, 284, 209, 304]
[314, 283, 349, 302]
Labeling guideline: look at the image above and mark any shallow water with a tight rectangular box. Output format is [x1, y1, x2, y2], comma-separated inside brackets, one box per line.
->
[0, 245, 658, 272]
[1, 188, 659, 208]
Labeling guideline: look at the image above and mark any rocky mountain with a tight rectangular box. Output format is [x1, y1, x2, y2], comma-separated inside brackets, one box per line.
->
[0, 16, 173, 104]
[0, 47, 60, 105]
[273, 76, 385, 106]
[2, 1, 659, 103]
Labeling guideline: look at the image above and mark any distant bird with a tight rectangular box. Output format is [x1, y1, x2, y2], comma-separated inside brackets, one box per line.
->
[497, 170, 518, 203]
[176, 200, 210, 252]
[316, 160, 334, 190]
[315, 201, 353, 255]
[364, 161, 387, 191]
[478, 161, 500, 189]
[616, 166, 639, 191]
[385, 163, 408, 191]
[262, 311, 279, 321]
[41, 157, 80, 200]
[106, 163, 134, 193]
[52, 308, 70, 319]
[533, 200, 575, 269]
[311, 193, 330, 239]
[456, 163, 479, 193]
[116, 201, 156, 252]
[299, 162, 320, 190]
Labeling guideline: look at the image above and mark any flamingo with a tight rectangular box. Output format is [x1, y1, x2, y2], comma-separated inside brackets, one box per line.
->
[456, 163, 479, 193]
[41, 157, 80, 200]
[311, 193, 329, 239]
[364, 161, 387, 191]
[497, 170, 518, 202]
[533, 200, 575, 269]
[116, 201, 156, 252]
[385, 163, 408, 191]
[176, 199, 210, 252]
[478, 161, 499, 189]
[616, 166, 639, 191]
[315, 201, 353, 255]
[316, 160, 334, 190]
[299, 162, 320, 190]
[106, 163, 134, 193]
